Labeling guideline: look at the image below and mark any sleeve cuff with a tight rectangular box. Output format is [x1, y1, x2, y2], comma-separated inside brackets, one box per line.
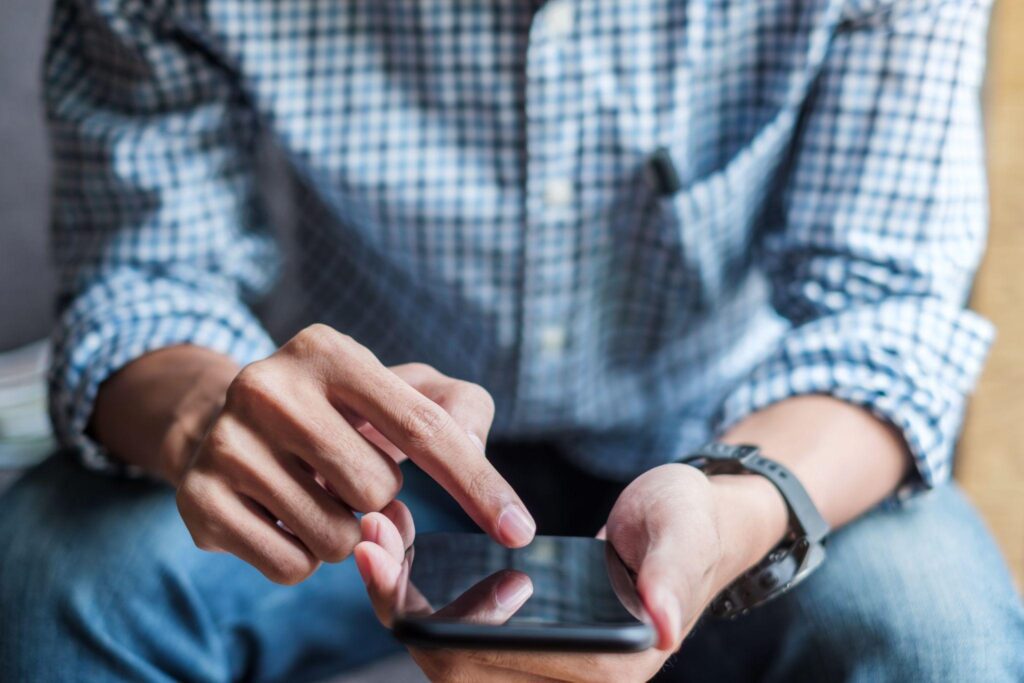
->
[713, 298, 994, 494]
[48, 270, 277, 475]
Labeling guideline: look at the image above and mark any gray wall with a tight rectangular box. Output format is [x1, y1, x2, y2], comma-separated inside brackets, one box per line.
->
[0, 0, 55, 351]
[0, 2, 304, 353]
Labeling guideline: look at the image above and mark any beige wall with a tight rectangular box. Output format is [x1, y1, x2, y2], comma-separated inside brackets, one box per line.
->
[959, 0, 1024, 589]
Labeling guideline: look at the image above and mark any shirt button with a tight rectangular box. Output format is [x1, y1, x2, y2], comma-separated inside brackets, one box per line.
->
[545, 2, 575, 38]
[539, 326, 568, 356]
[543, 179, 575, 208]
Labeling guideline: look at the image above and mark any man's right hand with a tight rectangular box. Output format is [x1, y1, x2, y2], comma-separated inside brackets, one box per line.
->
[170, 324, 535, 584]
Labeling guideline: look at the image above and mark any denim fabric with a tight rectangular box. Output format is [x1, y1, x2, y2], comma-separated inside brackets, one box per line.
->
[662, 484, 1024, 682]
[1, 453, 1021, 682]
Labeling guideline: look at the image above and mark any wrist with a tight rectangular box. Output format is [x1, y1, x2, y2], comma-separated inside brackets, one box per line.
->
[707, 473, 789, 588]
[156, 351, 238, 485]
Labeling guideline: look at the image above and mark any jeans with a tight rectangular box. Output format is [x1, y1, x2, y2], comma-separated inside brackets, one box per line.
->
[1, 447, 1022, 683]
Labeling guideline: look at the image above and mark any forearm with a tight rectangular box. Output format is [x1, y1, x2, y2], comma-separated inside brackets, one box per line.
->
[90, 345, 240, 485]
[708, 395, 912, 581]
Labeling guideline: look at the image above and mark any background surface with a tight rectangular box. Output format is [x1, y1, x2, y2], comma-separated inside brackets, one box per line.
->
[0, 0, 52, 351]
[959, 0, 1024, 588]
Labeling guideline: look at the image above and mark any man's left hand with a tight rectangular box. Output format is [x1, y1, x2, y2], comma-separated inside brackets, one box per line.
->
[355, 463, 787, 682]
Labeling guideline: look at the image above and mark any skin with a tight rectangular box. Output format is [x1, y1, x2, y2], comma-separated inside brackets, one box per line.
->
[94, 326, 538, 584]
[92, 325, 909, 681]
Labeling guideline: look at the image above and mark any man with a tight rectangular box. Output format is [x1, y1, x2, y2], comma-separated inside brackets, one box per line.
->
[1, 0, 1022, 680]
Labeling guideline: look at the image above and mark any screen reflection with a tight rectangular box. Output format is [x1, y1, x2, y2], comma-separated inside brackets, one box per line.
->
[398, 534, 645, 628]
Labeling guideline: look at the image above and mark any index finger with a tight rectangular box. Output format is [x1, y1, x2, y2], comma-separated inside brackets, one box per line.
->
[321, 344, 536, 548]
[432, 570, 534, 625]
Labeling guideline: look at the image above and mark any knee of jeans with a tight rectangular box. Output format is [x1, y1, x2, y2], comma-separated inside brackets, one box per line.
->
[780, 486, 1024, 680]
[0, 459, 208, 645]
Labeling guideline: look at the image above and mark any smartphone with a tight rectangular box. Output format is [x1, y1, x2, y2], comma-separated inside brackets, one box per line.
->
[392, 533, 656, 652]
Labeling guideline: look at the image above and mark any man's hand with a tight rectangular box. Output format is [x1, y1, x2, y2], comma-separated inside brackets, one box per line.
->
[165, 325, 535, 584]
[355, 464, 787, 682]
[602, 464, 786, 651]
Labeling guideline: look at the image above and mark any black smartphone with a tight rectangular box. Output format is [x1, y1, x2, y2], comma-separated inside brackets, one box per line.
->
[392, 533, 656, 652]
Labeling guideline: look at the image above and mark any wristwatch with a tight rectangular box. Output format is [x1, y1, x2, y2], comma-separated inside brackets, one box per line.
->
[677, 443, 830, 618]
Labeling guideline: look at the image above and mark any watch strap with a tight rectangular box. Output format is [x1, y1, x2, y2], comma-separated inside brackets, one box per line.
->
[678, 443, 830, 618]
[679, 443, 829, 543]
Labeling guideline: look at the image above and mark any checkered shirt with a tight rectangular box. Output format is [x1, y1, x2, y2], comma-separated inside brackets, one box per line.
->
[45, 0, 994, 486]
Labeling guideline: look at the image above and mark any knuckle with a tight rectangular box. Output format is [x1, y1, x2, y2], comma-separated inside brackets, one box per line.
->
[296, 323, 339, 349]
[317, 545, 351, 565]
[226, 361, 277, 409]
[460, 465, 497, 504]
[175, 474, 199, 510]
[264, 553, 318, 586]
[288, 324, 352, 359]
[462, 381, 495, 413]
[277, 496, 359, 563]
[196, 517, 228, 547]
[435, 382, 495, 437]
[395, 362, 445, 386]
[192, 536, 218, 552]
[318, 524, 359, 563]
[198, 422, 258, 486]
[401, 362, 436, 377]
[187, 522, 222, 552]
[400, 401, 452, 450]
[446, 380, 495, 416]
[199, 421, 236, 460]
[356, 473, 402, 512]
[176, 478, 226, 550]
[465, 383, 496, 422]
[286, 326, 378, 379]
[384, 468, 404, 500]
[176, 472, 213, 513]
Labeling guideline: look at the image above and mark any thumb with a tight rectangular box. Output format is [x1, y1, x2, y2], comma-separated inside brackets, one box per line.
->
[354, 538, 403, 627]
[354, 503, 413, 626]
[634, 543, 685, 652]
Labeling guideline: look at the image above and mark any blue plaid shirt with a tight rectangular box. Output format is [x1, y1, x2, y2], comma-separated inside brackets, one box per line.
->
[46, 0, 993, 485]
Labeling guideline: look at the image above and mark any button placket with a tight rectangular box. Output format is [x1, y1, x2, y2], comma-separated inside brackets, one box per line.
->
[518, 2, 581, 421]
[544, 2, 576, 40]
[543, 178, 575, 208]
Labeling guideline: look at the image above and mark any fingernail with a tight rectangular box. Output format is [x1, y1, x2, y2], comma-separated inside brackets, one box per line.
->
[467, 431, 485, 453]
[497, 504, 536, 548]
[495, 575, 533, 610]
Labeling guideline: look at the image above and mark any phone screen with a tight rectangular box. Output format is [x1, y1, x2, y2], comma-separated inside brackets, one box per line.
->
[394, 533, 652, 650]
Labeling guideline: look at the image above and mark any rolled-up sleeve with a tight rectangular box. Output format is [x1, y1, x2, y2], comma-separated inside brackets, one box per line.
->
[45, 0, 278, 473]
[715, 0, 994, 490]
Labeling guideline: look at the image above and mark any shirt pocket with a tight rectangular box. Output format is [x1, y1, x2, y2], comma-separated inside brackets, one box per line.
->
[672, 102, 807, 288]
[604, 109, 797, 364]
